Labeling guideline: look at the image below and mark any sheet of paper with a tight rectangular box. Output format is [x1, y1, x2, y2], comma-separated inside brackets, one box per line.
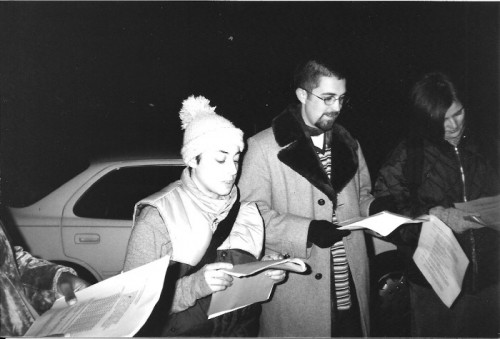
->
[25, 255, 170, 337]
[220, 258, 306, 277]
[413, 215, 469, 308]
[208, 258, 306, 319]
[208, 272, 274, 319]
[338, 211, 427, 236]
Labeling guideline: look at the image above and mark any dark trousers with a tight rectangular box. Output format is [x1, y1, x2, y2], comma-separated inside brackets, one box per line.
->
[410, 281, 499, 337]
[331, 277, 362, 337]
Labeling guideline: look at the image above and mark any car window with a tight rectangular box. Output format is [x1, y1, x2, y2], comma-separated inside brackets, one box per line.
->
[5, 159, 90, 208]
[73, 165, 185, 220]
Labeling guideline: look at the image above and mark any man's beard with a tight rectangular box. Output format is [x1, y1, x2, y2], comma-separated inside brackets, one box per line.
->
[314, 112, 338, 132]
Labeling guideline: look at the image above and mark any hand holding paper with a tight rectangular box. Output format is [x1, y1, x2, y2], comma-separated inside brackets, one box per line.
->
[454, 195, 500, 231]
[208, 258, 307, 319]
[25, 255, 170, 337]
[308, 220, 350, 248]
[200, 262, 234, 292]
[56, 272, 90, 306]
[430, 206, 483, 233]
[262, 254, 287, 283]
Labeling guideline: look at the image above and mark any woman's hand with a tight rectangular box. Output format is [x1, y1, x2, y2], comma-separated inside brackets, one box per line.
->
[262, 254, 287, 284]
[202, 262, 234, 292]
[430, 206, 484, 233]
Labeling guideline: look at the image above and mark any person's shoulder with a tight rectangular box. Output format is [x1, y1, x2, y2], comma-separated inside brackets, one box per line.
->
[248, 126, 274, 141]
[140, 179, 182, 203]
[239, 201, 259, 213]
[134, 180, 183, 221]
[246, 126, 279, 151]
[137, 205, 162, 221]
[378, 137, 411, 168]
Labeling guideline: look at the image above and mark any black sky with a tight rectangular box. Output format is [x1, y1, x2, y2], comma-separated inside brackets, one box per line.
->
[1, 2, 499, 206]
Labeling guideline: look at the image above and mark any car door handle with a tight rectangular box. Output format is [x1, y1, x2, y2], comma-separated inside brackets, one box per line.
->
[75, 233, 100, 244]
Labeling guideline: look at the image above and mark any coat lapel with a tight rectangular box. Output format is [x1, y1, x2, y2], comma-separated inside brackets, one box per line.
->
[330, 124, 359, 192]
[272, 104, 358, 205]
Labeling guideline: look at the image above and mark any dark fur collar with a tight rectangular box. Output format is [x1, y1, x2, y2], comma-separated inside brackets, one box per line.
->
[272, 104, 359, 205]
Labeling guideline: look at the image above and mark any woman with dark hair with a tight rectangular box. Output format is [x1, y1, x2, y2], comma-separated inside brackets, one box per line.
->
[373, 72, 500, 337]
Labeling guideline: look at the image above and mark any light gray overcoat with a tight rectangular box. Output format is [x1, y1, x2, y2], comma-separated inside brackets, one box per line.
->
[239, 105, 374, 337]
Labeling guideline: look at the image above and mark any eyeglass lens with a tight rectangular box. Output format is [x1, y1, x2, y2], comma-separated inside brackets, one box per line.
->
[324, 95, 347, 106]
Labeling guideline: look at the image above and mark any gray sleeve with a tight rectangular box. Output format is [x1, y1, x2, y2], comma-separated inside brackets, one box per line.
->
[239, 136, 311, 259]
[123, 206, 171, 271]
[123, 206, 211, 314]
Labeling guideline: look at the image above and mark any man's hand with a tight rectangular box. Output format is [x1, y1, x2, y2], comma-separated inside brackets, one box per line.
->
[202, 262, 234, 293]
[57, 272, 90, 306]
[430, 206, 484, 234]
[262, 254, 287, 284]
[307, 220, 350, 248]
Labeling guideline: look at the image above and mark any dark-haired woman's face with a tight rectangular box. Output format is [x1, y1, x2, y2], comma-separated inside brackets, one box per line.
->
[189, 145, 240, 199]
[443, 101, 465, 143]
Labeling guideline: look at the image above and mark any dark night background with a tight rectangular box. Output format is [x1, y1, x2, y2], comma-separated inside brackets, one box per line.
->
[1, 2, 499, 207]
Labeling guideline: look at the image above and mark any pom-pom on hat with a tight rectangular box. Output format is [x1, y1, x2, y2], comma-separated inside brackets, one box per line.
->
[179, 95, 244, 165]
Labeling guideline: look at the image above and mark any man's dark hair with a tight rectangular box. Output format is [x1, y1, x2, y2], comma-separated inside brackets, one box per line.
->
[293, 58, 346, 92]
[410, 72, 461, 141]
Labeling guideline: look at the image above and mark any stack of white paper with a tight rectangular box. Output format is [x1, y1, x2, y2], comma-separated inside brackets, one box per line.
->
[25, 255, 170, 337]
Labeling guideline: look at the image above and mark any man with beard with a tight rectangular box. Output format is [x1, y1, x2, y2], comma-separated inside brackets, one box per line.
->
[239, 58, 382, 337]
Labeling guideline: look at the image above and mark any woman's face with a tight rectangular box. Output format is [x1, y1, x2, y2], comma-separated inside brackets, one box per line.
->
[443, 101, 465, 142]
[189, 144, 240, 199]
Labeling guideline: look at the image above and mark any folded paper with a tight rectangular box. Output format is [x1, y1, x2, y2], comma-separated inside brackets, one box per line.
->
[208, 258, 306, 319]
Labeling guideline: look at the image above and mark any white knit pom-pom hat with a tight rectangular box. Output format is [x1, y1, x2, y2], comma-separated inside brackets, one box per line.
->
[179, 95, 244, 165]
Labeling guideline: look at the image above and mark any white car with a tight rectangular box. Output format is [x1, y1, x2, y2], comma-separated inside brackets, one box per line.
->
[8, 155, 185, 282]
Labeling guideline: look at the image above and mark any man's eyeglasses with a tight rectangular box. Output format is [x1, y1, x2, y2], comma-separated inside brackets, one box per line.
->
[301, 88, 349, 106]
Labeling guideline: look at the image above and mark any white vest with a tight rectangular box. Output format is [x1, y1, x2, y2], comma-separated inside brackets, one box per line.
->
[133, 180, 264, 266]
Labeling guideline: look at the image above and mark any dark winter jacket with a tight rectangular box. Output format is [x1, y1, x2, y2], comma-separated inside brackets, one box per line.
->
[374, 130, 500, 293]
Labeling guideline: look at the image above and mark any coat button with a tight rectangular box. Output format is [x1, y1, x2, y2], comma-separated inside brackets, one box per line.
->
[221, 251, 227, 258]
[315, 273, 322, 280]
[318, 199, 325, 206]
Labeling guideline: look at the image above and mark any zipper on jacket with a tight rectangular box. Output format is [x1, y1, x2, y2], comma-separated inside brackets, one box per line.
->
[453, 146, 467, 202]
[454, 146, 477, 293]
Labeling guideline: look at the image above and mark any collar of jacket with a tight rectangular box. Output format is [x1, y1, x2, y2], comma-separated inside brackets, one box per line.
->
[418, 127, 483, 158]
[271, 103, 359, 203]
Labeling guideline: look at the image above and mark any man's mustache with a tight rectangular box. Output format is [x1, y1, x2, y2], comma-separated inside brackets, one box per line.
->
[321, 111, 340, 119]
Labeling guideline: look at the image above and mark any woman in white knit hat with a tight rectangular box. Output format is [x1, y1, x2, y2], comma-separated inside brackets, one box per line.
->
[123, 95, 285, 336]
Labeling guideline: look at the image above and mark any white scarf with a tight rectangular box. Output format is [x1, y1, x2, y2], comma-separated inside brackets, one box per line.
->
[180, 168, 238, 232]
